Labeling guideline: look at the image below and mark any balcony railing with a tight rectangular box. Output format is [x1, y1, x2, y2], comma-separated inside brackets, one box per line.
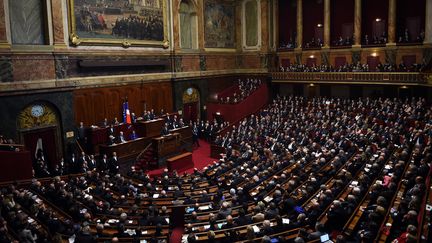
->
[271, 72, 427, 84]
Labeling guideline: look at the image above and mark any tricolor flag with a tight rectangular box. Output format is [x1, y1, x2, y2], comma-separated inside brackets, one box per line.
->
[123, 100, 132, 124]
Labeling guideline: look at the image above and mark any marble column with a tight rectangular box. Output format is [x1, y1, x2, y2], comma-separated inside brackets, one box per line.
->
[0, 0, 10, 48]
[387, 0, 396, 44]
[323, 0, 330, 47]
[296, 0, 303, 48]
[51, 0, 67, 48]
[353, 0, 362, 46]
[425, 0, 432, 44]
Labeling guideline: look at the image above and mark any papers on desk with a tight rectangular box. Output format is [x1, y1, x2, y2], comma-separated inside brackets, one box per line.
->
[252, 225, 260, 233]
[140, 240, 147, 243]
[124, 229, 136, 236]
[165, 218, 170, 224]
[128, 220, 134, 224]
[250, 191, 258, 196]
[199, 205, 210, 210]
[168, 186, 174, 190]
[264, 196, 273, 203]
[282, 218, 290, 224]
[217, 223, 225, 228]
[350, 181, 358, 187]
[107, 219, 119, 224]
[153, 194, 160, 198]
[138, 184, 143, 187]
[203, 225, 210, 230]
[385, 165, 392, 170]
[186, 207, 195, 213]
[28, 218, 35, 224]
[141, 230, 148, 235]
[35, 198, 42, 204]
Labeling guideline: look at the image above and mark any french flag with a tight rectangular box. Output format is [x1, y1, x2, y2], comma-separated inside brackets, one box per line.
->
[123, 101, 132, 124]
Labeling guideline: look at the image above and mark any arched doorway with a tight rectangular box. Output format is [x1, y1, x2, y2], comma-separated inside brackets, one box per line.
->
[17, 102, 63, 170]
[182, 87, 200, 124]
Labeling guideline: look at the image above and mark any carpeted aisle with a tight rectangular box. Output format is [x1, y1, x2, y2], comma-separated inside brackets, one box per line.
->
[147, 139, 216, 177]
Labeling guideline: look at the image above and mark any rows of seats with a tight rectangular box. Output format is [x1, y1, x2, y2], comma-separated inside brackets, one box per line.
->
[1, 96, 431, 243]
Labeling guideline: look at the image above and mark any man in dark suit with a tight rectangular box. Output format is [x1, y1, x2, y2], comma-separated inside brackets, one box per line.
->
[149, 109, 156, 120]
[68, 153, 77, 173]
[77, 121, 88, 151]
[88, 154, 97, 171]
[130, 130, 138, 140]
[192, 124, 200, 147]
[161, 123, 170, 136]
[99, 154, 108, 172]
[109, 152, 119, 174]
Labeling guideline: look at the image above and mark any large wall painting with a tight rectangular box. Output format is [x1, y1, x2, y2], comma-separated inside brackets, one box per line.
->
[68, 0, 169, 48]
[204, 0, 236, 48]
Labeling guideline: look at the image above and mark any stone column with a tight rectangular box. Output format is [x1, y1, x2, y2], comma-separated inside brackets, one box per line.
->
[387, 0, 396, 44]
[425, 0, 432, 44]
[0, 0, 10, 49]
[353, 0, 362, 46]
[296, 0, 302, 48]
[51, 0, 67, 48]
[323, 0, 330, 47]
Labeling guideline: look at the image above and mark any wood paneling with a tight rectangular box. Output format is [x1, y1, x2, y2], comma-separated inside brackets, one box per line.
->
[74, 82, 173, 126]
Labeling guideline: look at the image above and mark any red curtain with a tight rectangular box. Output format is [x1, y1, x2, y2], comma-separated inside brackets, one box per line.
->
[306, 58, 317, 67]
[334, 57, 347, 68]
[367, 56, 379, 71]
[183, 102, 198, 123]
[281, 59, 290, 67]
[23, 127, 58, 168]
[402, 55, 416, 67]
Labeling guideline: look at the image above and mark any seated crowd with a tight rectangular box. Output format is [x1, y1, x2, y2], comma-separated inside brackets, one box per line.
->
[279, 61, 425, 73]
[1, 96, 431, 243]
[218, 78, 262, 104]
[398, 28, 425, 44]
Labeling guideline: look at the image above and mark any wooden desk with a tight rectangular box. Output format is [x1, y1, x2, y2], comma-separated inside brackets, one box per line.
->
[166, 152, 193, 172]
[87, 123, 130, 153]
[134, 119, 165, 138]
[152, 133, 180, 158]
[99, 137, 151, 161]
[0, 150, 32, 182]
[170, 126, 192, 141]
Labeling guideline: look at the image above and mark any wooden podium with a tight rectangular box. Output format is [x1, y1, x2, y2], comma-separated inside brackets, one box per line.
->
[152, 133, 180, 158]
[134, 119, 165, 138]
[99, 137, 151, 161]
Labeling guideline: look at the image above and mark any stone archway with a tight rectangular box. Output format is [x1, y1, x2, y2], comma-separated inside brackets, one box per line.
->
[17, 101, 63, 170]
[182, 87, 200, 124]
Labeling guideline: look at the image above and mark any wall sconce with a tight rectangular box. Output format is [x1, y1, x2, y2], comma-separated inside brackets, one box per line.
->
[400, 85, 408, 89]
[216, 112, 221, 115]
[203, 105, 207, 110]
[309, 55, 315, 58]
[309, 83, 315, 87]
[317, 24, 323, 28]
[371, 52, 378, 57]
[375, 18, 382, 22]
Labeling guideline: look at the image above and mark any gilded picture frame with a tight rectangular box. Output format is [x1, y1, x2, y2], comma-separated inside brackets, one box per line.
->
[68, 0, 169, 48]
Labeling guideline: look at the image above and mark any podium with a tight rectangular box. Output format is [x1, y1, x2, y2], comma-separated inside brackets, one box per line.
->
[99, 137, 151, 161]
[152, 133, 181, 158]
[134, 119, 165, 138]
